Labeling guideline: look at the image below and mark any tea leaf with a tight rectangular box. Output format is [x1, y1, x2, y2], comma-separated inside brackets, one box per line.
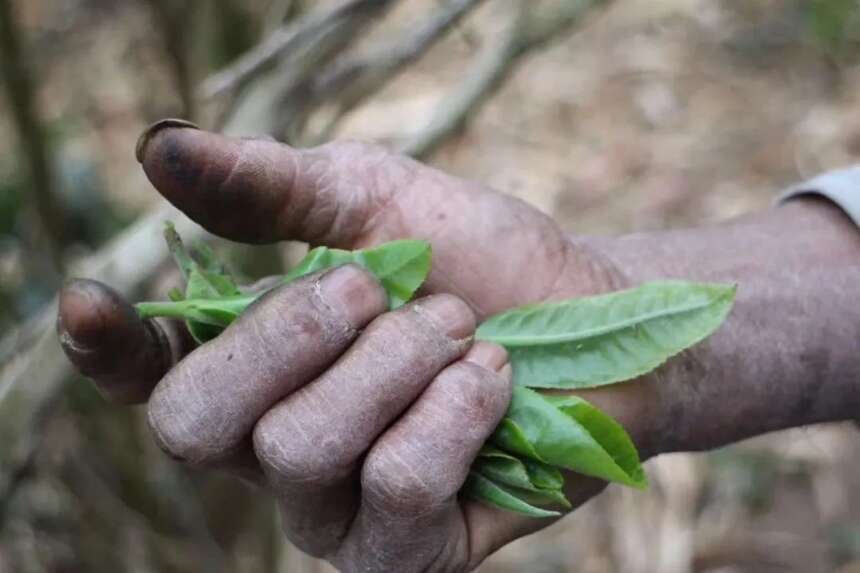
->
[137, 235, 431, 343]
[522, 458, 565, 492]
[160, 222, 243, 343]
[493, 484, 571, 510]
[476, 447, 565, 493]
[544, 394, 646, 488]
[282, 246, 355, 282]
[492, 387, 646, 488]
[164, 222, 195, 280]
[282, 240, 432, 309]
[492, 418, 542, 461]
[352, 240, 431, 308]
[190, 242, 229, 276]
[477, 281, 735, 389]
[463, 472, 561, 518]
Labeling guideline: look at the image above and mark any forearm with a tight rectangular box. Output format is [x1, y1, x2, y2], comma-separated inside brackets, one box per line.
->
[588, 198, 860, 453]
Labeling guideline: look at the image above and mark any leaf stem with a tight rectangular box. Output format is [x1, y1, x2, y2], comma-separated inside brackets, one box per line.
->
[135, 295, 254, 327]
[136, 300, 198, 321]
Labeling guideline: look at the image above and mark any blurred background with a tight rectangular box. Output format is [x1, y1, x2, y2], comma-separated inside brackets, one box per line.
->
[2, 0, 860, 571]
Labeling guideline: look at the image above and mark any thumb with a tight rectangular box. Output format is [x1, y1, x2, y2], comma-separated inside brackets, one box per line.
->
[136, 119, 390, 247]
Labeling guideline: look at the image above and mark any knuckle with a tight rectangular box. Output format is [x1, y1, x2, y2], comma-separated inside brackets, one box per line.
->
[239, 279, 346, 355]
[359, 312, 446, 369]
[414, 294, 476, 339]
[252, 407, 348, 485]
[363, 308, 411, 336]
[362, 444, 448, 515]
[215, 145, 291, 242]
[310, 139, 425, 246]
[306, 139, 399, 245]
[145, 351, 251, 466]
[146, 384, 228, 465]
[444, 362, 511, 420]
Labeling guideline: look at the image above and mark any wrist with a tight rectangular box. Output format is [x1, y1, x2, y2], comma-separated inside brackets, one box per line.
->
[583, 198, 860, 454]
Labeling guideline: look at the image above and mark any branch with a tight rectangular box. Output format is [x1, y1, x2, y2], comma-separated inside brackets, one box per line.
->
[63, 452, 227, 569]
[0, 204, 210, 503]
[270, 0, 398, 141]
[308, 0, 487, 139]
[399, 0, 609, 158]
[145, 0, 197, 120]
[0, 0, 64, 277]
[0, 390, 58, 525]
[200, 0, 392, 100]
[518, 0, 610, 51]
[397, 3, 523, 158]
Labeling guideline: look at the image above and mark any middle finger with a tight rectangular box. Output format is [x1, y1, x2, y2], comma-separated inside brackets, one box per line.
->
[252, 294, 475, 557]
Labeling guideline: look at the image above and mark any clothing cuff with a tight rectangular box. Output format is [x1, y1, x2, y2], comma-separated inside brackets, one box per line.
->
[778, 166, 860, 227]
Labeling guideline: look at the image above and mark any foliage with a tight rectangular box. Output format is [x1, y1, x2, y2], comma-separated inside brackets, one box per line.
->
[804, 0, 860, 61]
[476, 282, 735, 389]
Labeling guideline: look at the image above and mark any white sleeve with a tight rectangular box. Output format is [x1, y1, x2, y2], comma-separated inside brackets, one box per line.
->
[778, 166, 860, 227]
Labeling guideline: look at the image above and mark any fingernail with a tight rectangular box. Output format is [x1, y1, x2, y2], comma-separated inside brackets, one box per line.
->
[464, 341, 508, 372]
[57, 280, 107, 349]
[136, 118, 201, 163]
[499, 363, 513, 382]
[319, 264, 387, 329]
[416, 294, 475, 340]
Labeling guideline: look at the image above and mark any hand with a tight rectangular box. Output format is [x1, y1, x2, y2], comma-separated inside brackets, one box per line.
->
[57, 122, 650, 572]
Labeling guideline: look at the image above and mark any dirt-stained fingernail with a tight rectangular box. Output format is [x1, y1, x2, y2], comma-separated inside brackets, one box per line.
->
[464, 341, 508, 372]
[416, 294, 476, 340]
[136, 118, 201, 163]
[319, 264, 387, 329]
[57, 279, 114, 349]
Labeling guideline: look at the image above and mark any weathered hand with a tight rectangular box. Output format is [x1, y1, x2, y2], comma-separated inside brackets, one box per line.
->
[57, 122, 652, 572]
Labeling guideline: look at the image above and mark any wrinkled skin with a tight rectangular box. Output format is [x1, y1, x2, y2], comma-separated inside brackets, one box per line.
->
[57, 123, 646, 573]
[58, 122, 860, 572]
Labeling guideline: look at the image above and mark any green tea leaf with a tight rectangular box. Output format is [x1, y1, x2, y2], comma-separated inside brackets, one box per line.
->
[476, 447, 565, 494]
[186, 322, 221, 344]
[495, 484, 572, 510]
[184, 263, 240, 343]
[190, 242, 228, 275]
[476, 448, 538, 489]
[493, 387, 646, 488]
[353, 240, 432, 308]
[492, 418, 542, 461]
[161, 222, 243, 343]
[139, 236, 431, 343]
[282, 240, 431, 309]
[522, 458, 565, 492]
[463, 472, 561, 518]
[544, 394, 646, 488]
[164, 222, 195, 280]
[477, 281, 735, 389]
[183, 242, 240, 300]
[282, 246, 355, 282]
[474, 454, 533, 490]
